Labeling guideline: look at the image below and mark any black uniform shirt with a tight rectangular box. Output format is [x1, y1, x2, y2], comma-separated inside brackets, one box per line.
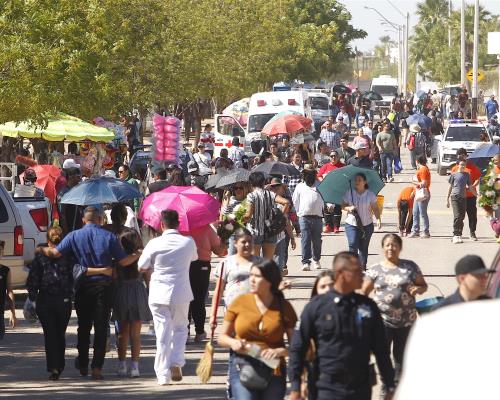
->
[288, 289, 395, 392]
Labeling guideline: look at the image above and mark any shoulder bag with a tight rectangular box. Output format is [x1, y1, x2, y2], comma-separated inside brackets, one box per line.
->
[263, 190, 287, 238]
[414, 187, 430, 202]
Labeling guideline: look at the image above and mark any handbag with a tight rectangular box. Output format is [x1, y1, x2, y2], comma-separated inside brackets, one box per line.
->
[234, 354, 273, 390]
[415, 187, 430, 202]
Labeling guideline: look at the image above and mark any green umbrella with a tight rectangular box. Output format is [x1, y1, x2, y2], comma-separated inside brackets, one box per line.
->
[317, 165, 384, 205]
[0, 113, 115, 142]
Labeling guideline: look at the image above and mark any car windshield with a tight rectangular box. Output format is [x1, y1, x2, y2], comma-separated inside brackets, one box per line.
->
[445, 126, 486, 141]
[371, 85, 398, 96]
[310, 97, 329, 110]
[248, 113, 276, 133]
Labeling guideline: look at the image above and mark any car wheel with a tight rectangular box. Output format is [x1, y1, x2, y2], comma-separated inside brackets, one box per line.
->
[437, 159, 447, 176]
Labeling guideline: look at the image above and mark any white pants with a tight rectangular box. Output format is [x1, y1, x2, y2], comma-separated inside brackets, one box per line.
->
[149, 302, 190, 381]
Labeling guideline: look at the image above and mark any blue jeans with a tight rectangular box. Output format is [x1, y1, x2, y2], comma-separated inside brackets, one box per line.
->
[412, 198, 430, 234]
[273, 238, 287, 271]
[380, 152, 394, 179]
[228, 353, 286, 400]
[299, 216, 323, 264]
[344, 223, 374, 268]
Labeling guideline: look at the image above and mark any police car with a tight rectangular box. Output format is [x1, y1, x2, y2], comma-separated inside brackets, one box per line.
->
[436, 119, 491, 175]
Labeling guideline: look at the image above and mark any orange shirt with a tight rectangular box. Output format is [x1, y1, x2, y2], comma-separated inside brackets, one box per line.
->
[451, 161, 481, 198]
[225, 293, 297, 350]
[415, 165, 431, 191]
[397, 186, 415, 208]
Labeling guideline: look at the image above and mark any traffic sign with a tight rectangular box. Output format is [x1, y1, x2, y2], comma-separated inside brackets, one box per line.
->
[466, 69, 485, 82]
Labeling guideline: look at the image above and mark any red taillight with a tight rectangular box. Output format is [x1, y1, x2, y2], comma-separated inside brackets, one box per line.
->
[288, 99, 296, 105]
[257, 100, 266, 106]
[30, 208, 48, 231]
[14, 226, 23, 256]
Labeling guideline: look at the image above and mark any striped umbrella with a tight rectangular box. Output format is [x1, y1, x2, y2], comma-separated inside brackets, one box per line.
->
[0, 113, 115, 142]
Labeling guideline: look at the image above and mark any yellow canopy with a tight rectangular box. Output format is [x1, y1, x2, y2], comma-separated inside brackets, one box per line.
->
[0, 113, 115, 142]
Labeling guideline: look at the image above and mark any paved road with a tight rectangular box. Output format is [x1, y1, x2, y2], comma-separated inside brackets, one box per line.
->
[0, 146, 497, 399]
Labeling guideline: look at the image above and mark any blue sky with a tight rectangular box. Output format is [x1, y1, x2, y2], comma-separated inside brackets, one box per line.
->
[345, 0, 500, 51]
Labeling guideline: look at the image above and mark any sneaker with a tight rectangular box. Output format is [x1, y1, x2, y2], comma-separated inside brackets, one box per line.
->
[333, 226, 340, 233]
[458, 236, 464, 243]
[194, 332, 207, 343]
[389, 176, 395, 182]
[170, 365, 183, 382]
[452, 236, 460, 244]
[407, 232, 419, 238]
[282, 268, 288, 277]
[470, 233, 478, 241]
[158, 376, 170, 386]
[130, 366, 140, 378]
[421, 232, 430, 238]
[302, 263, 311, 271]
[117, 364, 128, 377]
[312, 260, 322, 270]
[323, 225, 333, 233]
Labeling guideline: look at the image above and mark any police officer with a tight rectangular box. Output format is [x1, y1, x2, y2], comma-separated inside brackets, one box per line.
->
[288, 251, 396, 400]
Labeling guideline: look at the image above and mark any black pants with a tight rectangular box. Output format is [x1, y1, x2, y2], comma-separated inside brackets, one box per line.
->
[317, 376, 371, 400]
[36, 294, 72, 373]
[398, 200, 413, 233]
[451, 195, 467, 236]
[189, 260, 211, 334]
[384, 325, 411, 382]
[466, 196, 478, 234]
[74, 284, 113, 370]
[324, 205, 341, 228]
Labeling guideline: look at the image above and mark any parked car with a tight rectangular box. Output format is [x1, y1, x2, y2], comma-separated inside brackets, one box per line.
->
[0, 183, 51, 287]
[435, 119, 491, 175]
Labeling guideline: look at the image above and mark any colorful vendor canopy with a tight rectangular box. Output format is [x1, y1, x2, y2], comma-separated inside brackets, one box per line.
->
[0, 113, 115, 142]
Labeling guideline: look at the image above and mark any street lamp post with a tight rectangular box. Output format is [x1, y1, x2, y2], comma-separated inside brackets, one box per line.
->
[384, 1, 409, 93]
[472, 0, 479, 118]
[461, 0, 466, 86]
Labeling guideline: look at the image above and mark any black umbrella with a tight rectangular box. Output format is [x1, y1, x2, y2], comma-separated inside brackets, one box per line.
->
[252, 161, 299, 177]
[204, 168, 231, 191]
[215, 168, 252, 189]
[362, 91, 383, 101]
[332, 84, 352, 94]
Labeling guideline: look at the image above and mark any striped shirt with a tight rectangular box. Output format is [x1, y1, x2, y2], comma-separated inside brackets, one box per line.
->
[221, 197, 243, 216]
[342, 189, 377, 227]
[246, 188, 276, 236]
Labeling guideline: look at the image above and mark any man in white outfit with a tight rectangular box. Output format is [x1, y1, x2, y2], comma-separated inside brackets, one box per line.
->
[138, 209, 198, 385]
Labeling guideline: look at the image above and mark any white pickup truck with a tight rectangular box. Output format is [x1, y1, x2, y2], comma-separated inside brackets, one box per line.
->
[0, 164, 52, 287]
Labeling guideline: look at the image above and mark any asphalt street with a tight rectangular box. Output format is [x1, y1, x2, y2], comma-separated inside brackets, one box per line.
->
[0, 146, 497, 399]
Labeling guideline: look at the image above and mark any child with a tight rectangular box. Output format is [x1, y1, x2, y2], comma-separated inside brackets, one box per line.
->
[397, 186, 415, 236]
[0, 240, 17, 339]
[447, 161, 475, 244]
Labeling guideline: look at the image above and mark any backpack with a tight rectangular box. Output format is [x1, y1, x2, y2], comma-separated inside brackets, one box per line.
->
[407, 134, 416, 150]
[414, 132, 426, 151]
[263, 190, 287, 238]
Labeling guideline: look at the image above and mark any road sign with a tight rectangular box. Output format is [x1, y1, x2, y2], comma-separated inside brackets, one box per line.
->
[466, 69, 485, 82]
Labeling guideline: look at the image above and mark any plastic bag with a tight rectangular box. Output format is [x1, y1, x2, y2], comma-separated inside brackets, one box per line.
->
[23, 298, 38, 323]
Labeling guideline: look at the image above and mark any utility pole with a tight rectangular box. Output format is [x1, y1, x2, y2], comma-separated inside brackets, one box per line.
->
[397, 27, 402, 93]
[355, 46, 360, 89]
[472, 0, 479, 118]
[448, 0, 452, 47]
[461, 0, 466, 86]
[405, 12, 409, 93]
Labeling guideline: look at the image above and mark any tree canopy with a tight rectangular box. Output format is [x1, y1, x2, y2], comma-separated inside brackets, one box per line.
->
[0, 0, 365, 125]
[410, 0, 500, 84]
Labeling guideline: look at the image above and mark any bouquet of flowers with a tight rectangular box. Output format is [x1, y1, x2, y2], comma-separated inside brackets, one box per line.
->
[216, 201, 247, 243]
[478, 159, 499, 214]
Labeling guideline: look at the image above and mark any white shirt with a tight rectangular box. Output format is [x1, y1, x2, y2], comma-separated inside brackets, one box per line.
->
[292, 182, 324, 217]
[395, 300, 500, 400]
[362, 127, 373, 140]
[138, 229, 198, 305]
[193, 152, 212, 176]
[228, 146, 245, 164]
[342, 189, 377, 226]
[336, 112, 350, 124]
[105, 206, 140, 235]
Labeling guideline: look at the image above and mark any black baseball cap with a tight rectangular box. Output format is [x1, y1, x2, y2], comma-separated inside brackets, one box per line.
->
[455, 255, 494, 276]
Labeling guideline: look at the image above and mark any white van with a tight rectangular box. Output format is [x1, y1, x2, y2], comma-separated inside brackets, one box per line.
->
[214, 90, 313, 157]
[307, 91, 331, 135]
[370, 75, 399, 115]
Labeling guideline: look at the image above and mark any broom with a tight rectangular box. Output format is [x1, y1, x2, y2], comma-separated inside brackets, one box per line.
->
[196, 261, 225, 383]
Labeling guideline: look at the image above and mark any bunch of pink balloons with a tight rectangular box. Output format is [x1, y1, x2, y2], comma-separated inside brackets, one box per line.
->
[153, 114, 180, 163]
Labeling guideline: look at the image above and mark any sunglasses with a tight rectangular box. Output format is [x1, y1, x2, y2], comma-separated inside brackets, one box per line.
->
[234, 186, 244, 190]
[118, 170, 125, 174]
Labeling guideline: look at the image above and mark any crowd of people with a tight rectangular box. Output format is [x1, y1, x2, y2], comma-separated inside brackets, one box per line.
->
[0, 92, 498, 400]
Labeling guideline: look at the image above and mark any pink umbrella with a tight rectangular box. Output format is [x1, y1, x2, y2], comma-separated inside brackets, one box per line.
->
[139, 186, 221, 233]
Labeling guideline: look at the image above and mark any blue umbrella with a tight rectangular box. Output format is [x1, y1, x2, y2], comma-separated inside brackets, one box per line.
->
[60, 176, 142, 205]
[406, 113, 432, 129]
[317, 165, 384, 205]
[468, 143, 500, 159]
[416, 90, 427, 99]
